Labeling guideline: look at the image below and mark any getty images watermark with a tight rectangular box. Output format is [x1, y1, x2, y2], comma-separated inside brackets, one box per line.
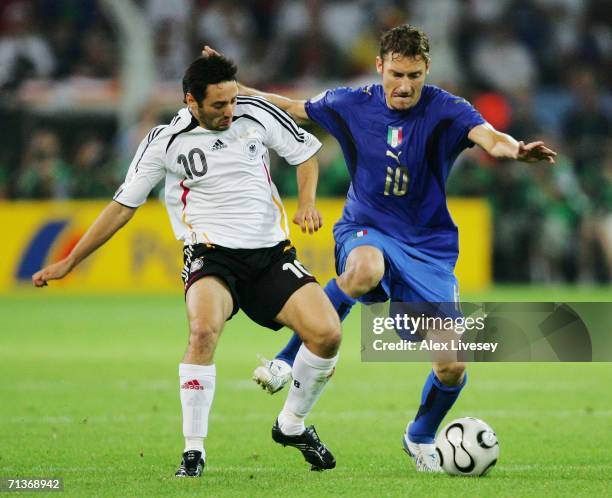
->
[361, 302, 612, 362]
[371, 312, 494, 352]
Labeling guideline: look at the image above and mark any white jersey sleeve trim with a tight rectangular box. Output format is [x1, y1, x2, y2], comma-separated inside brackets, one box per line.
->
[114, 128, 168, 207]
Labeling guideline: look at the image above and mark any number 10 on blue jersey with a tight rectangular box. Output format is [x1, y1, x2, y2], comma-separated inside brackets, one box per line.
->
[384, 166, 409, 196]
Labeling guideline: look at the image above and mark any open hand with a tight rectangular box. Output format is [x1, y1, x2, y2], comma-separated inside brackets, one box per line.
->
[517, 141, 557, 164]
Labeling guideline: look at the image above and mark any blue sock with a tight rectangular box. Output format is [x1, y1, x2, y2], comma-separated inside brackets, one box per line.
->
[323, 278, 357, 321]
[408, 370, 467, 444]
[275, 333, 303, 366]
[275, 279, 356, 366]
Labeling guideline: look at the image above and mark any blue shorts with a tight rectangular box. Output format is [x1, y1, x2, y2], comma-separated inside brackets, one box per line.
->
[334, 222, 460, 306]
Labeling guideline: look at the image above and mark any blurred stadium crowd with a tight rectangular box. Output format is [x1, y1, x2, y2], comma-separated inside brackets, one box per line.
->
[0, 0, 610, 283]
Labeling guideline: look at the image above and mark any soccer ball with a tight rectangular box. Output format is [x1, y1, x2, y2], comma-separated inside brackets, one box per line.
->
[436, 417, 499, 476]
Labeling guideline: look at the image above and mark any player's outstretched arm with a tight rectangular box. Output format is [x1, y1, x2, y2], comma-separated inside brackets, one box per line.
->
[468, 123, 557, 164]
[238, 83, 309, 124]
[200, 45, 309, 123]
[32, 201, 137, 287]
[293, 155, 323, 234]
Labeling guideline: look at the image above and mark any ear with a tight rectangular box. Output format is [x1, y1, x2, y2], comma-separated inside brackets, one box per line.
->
[425, 61, 430, 75]
[375, 56, 383, 75]
[185, 92, 198, 110]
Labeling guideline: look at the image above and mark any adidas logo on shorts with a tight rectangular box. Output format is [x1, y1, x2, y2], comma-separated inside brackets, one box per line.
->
[211, 139, 227, 151]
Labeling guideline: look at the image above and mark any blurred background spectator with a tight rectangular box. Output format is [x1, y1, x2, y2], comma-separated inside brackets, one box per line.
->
[0, 0, 610, 283]
[15, 129, 71, 198]
[0, 1, 54, 90]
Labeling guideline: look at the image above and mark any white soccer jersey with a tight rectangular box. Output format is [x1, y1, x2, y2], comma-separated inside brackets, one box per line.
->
[114, 96, 322, 248]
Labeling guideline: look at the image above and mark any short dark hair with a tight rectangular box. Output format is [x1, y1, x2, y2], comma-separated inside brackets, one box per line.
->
[379, 24, 430, 62]
[182, 55, 238, 104]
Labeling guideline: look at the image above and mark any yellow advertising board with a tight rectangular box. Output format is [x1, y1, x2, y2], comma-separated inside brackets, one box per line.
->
[0, 198, 490, 293]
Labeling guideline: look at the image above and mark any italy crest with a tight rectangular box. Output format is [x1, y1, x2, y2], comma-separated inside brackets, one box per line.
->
[387, 126, 403, 148]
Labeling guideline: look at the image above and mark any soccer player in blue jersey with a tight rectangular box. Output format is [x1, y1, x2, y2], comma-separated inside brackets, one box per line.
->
[209, 24, 556, 472]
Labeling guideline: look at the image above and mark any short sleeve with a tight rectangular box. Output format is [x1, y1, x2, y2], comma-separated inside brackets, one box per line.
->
[304, 87, 352, 137]
[113, 131, 166, 207]
[439, 93, 486, 152]
[259, 103, 322, 165]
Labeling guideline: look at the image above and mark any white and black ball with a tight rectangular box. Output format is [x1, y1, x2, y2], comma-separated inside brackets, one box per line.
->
[436, 417, 499, 476]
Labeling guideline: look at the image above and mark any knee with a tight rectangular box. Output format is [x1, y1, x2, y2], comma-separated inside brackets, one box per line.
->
[306, 314, 342, 356]
[188, 320, 221, 350]
[324, 321, 342, 352]
[434, 361, 466, 386]
[343, 253, 385, 295]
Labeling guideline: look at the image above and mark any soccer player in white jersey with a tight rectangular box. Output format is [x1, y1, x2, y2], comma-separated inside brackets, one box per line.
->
[32, 55, 341, 476]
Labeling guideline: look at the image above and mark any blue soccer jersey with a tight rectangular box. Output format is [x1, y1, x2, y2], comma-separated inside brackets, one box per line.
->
[305, 84, 485, 268]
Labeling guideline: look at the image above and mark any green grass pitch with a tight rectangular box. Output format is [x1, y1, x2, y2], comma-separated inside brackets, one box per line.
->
[1, 287, 611, 497]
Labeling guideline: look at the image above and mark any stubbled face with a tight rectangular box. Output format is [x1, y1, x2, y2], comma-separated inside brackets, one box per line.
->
[187, 80, 238, 131]
[376, 53, 429, 111]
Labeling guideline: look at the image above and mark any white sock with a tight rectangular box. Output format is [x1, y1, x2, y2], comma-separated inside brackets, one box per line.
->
[278, 344, 338, 436]
[179, 363, 216, 456]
